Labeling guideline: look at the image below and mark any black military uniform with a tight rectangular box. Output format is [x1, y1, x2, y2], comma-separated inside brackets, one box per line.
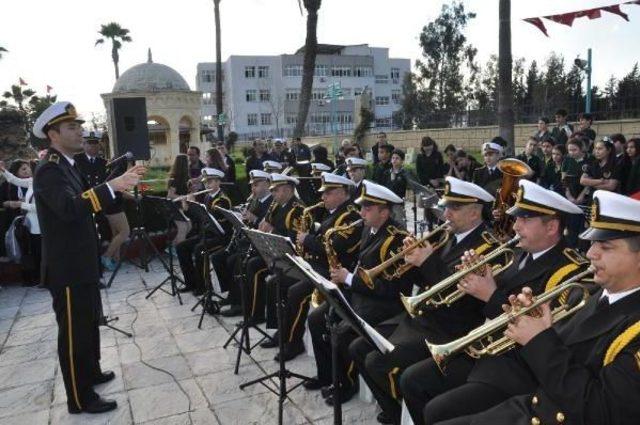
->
[515, 153, 543, 183]
[34, 146, 114, 412]
[273, 197, 362, 360]
[176, 188, 232, 295]
[472, 165, 502, 195]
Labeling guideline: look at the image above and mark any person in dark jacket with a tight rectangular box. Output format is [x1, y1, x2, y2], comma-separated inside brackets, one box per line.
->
[416, 136, 445, 188]
[372, 144, 393, 184]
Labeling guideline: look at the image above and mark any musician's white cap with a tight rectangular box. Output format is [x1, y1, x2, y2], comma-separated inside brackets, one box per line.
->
[311, 163, 332, 173]
[355, 180, 403, 206]
[318, 172, 355, 192]
[346, 157, 367, 170]
[482, 142, 503, 153]
[263, 160, 283, 172]
[269, 173, 299, 190]
[507, 180, 582, 217]
[249, 170, 270, 184]
[201, 167, 225, 180]
[439, 176, 495, 206]
[33, 101, 84, 139]
[580, 190, 640, 241]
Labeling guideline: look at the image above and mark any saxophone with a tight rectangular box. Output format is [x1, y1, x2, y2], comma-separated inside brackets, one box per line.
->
[295, 202, 325, 255]
[311, 218, 364, 308]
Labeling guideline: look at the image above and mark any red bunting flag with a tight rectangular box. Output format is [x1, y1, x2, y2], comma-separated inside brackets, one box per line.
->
[18, 77, 27, 86]
[523, 18, 549, 37]
[603, 5, 629, 20]
[46, 85, 53, 93]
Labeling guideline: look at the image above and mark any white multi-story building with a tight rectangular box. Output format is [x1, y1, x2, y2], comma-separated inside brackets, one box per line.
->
[196, 44, 410, 140]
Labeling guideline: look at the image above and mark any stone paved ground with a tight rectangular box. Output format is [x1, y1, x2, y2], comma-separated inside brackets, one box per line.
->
[0, 260, 383, 425]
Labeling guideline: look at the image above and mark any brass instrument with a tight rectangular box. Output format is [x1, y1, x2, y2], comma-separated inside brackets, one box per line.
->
[357, 221, 452, 288]
[311, 218, 364, 308]
[493, 158, 532, 238]
[426, 266, 594, 372]
[401, 234, 520, 316]
[171, 187, 217, 202]
[294, 202, 325, 255]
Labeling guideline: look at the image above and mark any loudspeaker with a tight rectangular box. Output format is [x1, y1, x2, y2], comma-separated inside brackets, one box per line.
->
[112, 97, 150, 160]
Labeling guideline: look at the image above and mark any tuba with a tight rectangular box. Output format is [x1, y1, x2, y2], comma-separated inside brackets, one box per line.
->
[426, 266, 594, 373]
[294, 202, 325, 255]
[357, 221, 451, 289]
[311, 218, 364, 308]
[493, 158, 532, 239]
[400, 233, 519, 317]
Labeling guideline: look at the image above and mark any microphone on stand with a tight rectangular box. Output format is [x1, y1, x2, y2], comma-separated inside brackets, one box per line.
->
[107, 151, 134, 167]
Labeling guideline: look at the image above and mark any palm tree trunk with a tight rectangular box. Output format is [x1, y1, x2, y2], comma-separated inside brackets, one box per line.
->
[293, 1, 320, 138]
[498, 0, 514, 155]
[112, 45, 120, 80]
[214, 0, 224, 142]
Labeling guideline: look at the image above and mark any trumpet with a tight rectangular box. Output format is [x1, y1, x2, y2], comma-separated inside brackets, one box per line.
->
[426, 266, 594, 372]
[401, 234, 520, 317]
[171, 187, 217, 202]
[357, 221, 452, 288]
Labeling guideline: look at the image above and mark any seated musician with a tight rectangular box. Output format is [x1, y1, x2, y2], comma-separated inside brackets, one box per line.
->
[218, 170, 273, 317]
[346, 157, 367, 202]
[304, 181, 413, 406]
[399, 180, 588, 425]
[260, 172, 362, 361]
[439, 190, 640, 425]
[348, 177, 496, 424]
[263, 159, 283, 174]
[240, 173, 303, 324]
[176, 168, 232, 296]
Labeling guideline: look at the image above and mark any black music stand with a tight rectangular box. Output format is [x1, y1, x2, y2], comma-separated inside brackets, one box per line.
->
[143, 196, 186, 305]
[286, 254, 395, 425]
[407, 178, 439, 234]
[238, 230, 311, 425]
[179, 201, 227, 322]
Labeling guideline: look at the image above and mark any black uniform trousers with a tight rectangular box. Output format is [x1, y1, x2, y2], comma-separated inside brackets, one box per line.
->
[242, 254, 270, 321]
[51, 283, 102, 410]
[308, 302, 360, 390]
[212, 250, 245, 305]
[176, 234, 226, 293]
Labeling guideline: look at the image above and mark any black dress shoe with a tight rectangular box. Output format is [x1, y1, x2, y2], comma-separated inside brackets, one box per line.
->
[302, 377, 328, 391]
[218, 297, 231, 306]
[324, 385, 358, 406]
[274, 342, 305, 362]
[220, 305, 242, 317]
[377, 411, 400, 424]
[97, 282, 107, 290]
[94, 370, 116, 385]
[321, 384, 334, 399]
[68, 397, 118, 414]
[260, 332, 279, 349]
[178, 286, 192, 293]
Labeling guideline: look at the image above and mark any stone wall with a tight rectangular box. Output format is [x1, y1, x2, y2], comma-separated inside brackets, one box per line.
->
[302, 118, 640, 155]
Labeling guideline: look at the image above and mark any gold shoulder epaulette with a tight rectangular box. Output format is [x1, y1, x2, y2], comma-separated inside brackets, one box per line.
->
[386, 225, 410, 237]
[604, 320, 640, 366]
[48, 153, 59, 164]
[563, 248, 590, 265]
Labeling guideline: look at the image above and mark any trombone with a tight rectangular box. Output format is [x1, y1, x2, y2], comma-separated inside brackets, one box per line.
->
[401, 234, 520, 317]
[357, 221, 452, 288]
[426, 266, 594, 373]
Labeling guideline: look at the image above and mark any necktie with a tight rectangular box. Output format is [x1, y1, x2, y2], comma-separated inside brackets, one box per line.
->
[596, 296, 610, 313]
[519, 253, 532, 270]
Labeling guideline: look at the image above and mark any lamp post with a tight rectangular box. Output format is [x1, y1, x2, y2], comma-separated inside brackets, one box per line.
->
[324, 82, 343, 155]
[575, 48, 593, 113]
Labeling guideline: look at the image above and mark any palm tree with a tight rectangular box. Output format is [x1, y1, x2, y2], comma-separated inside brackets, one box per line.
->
[95, 22, 132, 80]
[293, 0, 322, 138]
[213, 0, 224, 142]
[0, 46, 8, 60]
[2, 84, 36, 113]
[497, 0, 514, 155]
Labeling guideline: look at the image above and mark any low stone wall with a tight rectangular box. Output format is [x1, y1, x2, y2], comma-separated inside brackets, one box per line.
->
[302, 118, 640, 155]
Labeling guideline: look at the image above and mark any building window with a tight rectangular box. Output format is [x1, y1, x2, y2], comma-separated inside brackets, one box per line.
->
[260, 113, 272, 125]
[391, 67, 401, 83]
[201, 70, 214, 83]
[259, 89, 271, 102]
[247, 113, 258, 126]
[312, 90, 326, 101]
[375, 117, 392, 127]
[245, 66, 256, 78]
[331, 66, 352, 77]
[354, 88, 364, 96]
[375, 75, 389, 84]
[245, 90, 257, 102]
[310, 112, 330, 124]
[336, 113, 353, 124]
[314, 64, 328, 77]
[258, 66, 270, 78]
[285, 90, 299, 101]
[286, 114, 298, 125]
[283, 64, 303, 77]
[375, 96, 390, 106]
[392, 90, 402, 104]
[354, 66, 373, 77]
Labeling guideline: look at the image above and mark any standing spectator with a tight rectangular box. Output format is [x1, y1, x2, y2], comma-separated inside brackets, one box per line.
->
[290, 137, 311, 162]
[533, 116, 551, 143]
[415, 136, 444, 188]
[0, 160, 41, 285]
[562, 138, 591, 246]
[516, 138, 543, 182]
[372, 144, 393, 184]
[545, 144, 566, 194]
[623, 138, 640, 196]
[610, 133, 627, 161]
[577, 112, 597, 149]
[351, 143, 364, 159]
[205, 147, 227, 174]
[166, 155, 192, 249]
[472, 141, 503, 194]
[187, 146, 205, 179]
[538, 137, 556, 188]
[385, 149, 408, 226]
[450, 150, 480, 182]
[550, 108, 573, 145]
[312, 145, 334, 170]
[245, 139, 273, 174]
[442, 144, 458, 176]
[371, 131, 393, 164]
[1, 160, 30, 250]
[216, 142, 236, 184]
[580, 137, 620, 195]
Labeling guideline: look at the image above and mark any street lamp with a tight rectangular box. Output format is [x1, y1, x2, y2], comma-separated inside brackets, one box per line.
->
[324, 82, 343, 155]
[574, 48, 592, 113]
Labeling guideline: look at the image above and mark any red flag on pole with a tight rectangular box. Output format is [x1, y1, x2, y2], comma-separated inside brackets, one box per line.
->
[523, 17, 549, 36]
[18, 77, 27, 86]
[46, 85, 53, 93]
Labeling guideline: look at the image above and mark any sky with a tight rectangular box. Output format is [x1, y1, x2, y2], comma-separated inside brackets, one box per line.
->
[1, 0, 639, 118]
